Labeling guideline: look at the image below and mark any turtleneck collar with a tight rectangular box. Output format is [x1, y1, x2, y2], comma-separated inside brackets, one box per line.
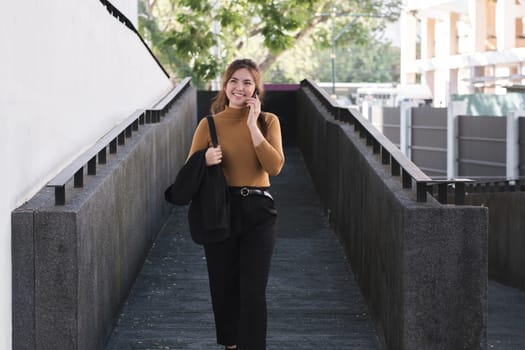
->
[220, 105, 250, 119]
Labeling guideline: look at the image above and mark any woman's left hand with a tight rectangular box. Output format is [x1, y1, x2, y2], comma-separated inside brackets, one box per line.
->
[246, 94, 261, 128]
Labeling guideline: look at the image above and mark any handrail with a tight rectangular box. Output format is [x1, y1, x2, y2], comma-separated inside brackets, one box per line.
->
[99, 0, 170, 78]
[46, 78, 191, 205]
[301, 79, 473, 204]
[426, 177, 524, 205]
[465, 177, 524, 193]
[147, 77, 192, 123]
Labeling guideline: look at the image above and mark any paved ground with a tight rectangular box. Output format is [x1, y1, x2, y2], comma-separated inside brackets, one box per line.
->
[488, 281, 525, 349]
[105, 148, 379, 349]
[105, 147, 525, 350]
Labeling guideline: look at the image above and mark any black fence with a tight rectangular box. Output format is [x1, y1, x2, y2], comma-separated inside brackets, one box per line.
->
[301, 79, 472, 204]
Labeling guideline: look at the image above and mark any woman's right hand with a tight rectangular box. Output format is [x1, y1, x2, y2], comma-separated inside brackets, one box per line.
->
[205, 146, 222, 166]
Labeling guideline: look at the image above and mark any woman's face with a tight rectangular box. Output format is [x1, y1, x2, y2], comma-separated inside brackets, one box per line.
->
[225, 68, 257, 109]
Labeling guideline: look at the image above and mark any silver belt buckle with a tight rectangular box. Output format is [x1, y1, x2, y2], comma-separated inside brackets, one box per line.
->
[240, 187, 250, 197]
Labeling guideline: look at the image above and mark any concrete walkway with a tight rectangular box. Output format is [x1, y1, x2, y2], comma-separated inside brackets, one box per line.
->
[105, 147, 525, 350]
[488, 281, 525, 349]
[105, 148, 379, 349]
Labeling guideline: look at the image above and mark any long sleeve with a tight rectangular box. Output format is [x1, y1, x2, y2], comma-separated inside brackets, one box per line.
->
[190, 107, 285, 187]
[187, 118, 211, 160]
[254, 114, 284, 176]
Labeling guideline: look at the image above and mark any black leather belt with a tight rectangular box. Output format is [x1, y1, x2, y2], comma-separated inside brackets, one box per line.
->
[230, 187, 273, 200]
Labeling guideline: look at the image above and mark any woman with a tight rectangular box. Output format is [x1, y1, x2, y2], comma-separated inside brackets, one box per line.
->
[187, 59, 284, 350]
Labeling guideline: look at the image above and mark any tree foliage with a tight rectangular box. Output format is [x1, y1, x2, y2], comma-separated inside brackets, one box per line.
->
[138, 0, 402, 87]
[317, 41, 401, 83]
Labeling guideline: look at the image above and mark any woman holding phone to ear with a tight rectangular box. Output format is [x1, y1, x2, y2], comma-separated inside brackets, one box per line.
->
[186, 59, 285, 350]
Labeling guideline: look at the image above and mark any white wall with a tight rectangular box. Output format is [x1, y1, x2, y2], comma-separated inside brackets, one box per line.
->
[0, 100, 9, 349]
[0, 1, 172, 348]
[111, 0, 139, 27]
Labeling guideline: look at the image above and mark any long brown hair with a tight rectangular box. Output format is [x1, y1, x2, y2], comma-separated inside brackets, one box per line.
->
[210, 59, 268, 135]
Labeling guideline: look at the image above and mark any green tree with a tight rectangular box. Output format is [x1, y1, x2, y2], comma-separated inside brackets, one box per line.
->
[315, 40, 401, 83]
[138, 0, 402, 87]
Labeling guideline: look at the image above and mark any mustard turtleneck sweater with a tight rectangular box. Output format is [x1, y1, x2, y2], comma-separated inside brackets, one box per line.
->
[187, 106, 285, 187]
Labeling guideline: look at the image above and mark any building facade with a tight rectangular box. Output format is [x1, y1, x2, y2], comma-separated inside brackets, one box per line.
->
[401, 0, 525, 106]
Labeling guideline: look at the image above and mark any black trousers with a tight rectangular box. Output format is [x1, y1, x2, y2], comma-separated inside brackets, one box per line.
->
[204, 191, 277, 350]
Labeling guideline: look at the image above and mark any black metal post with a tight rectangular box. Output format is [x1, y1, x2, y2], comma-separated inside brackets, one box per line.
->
[88, 157, 97, 175]
[382, 148, 390, 165]
[118, 132, 125, 145]
[402, 170, 412, 189]
[438, 183, 448, 204]
[391, 159, 400, 176]
[455, 182, 466, 205]
[110, 139, 117, 154]
[55, 186, 65, 206]
[74, 168, 83, 188]
[417, 182, 427, 202]
[98, 148, 107, 164]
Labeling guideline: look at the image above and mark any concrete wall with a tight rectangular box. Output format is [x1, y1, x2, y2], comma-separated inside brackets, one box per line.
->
[465, 191, 525, 292]
[297, 87, 488, 350]
[0, 1, 171, 346]
[520, 118, 525, 178]
[11, 89, 196, 350]
[0, 115, 8, 348]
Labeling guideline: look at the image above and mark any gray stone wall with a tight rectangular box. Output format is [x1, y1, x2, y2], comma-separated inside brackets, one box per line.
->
[296, 87, 488, 350]
[465, 191, 525, 292]
[11, 88, 197, 350]
[518, 117, 525, 179]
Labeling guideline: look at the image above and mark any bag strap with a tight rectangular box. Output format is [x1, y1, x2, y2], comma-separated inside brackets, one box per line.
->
[206, 116, 219, 147]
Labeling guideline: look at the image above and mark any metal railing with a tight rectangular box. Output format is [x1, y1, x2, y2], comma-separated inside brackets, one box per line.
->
[464, 178, 524, 193]
[301, 79, 472, 204]
[99, 0, 170, 78]
[46, 77, 191, 205]
[429, 177, 525, 206]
